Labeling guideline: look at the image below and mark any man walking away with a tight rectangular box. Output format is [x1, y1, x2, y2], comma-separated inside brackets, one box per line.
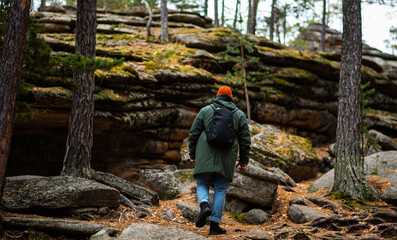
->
[189, 86, 251, 235]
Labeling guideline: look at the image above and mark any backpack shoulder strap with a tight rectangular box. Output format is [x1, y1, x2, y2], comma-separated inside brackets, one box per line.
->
[210, 104, 217, 110]
[231, 107, 239, 114]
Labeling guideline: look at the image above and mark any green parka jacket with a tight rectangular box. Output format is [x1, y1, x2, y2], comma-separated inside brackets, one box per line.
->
[189, 95, 251, 181]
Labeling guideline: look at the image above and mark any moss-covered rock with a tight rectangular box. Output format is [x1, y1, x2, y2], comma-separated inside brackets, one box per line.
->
[250, 123, 320, 182]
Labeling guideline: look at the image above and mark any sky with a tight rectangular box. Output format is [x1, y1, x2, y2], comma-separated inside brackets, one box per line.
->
[32, 0, 396, 55]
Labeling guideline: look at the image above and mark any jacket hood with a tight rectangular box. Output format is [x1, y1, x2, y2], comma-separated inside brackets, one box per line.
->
[213, 94, 237, 110]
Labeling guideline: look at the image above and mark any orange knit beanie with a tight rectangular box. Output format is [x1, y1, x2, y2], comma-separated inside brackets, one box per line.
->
[216, 86, 233, 98]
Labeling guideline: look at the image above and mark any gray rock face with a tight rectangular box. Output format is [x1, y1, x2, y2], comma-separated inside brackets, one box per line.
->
[305, 195, 337, 209]
[246, 229, 271, 240]
[310, 151, 397, 193]
[117, 223, 208, 240]
[2, 217, 118, 237]
[243, 209, 267, 225]
[176, 201, 200, 222]
[290, 197, 308, 206]
[368, 130, 397, 151]
[381, 186, 397, 206]
[2, 176, 120, 210]
[92, 171, 159, 205]
[287, 204, 327, 223]
[228, 173, 278, 208]
[141, 168, 195, 200]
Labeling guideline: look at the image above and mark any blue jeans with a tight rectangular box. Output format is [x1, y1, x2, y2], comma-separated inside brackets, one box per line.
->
[196, 172, 229, 223]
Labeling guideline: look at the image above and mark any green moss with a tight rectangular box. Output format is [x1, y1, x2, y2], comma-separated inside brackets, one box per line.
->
[325, 192, 371, 210]
[174, 169, 195, 183]
[371, 168, 379, 175]
[95, 89, 129, 102]
[229, 212, 247, 223]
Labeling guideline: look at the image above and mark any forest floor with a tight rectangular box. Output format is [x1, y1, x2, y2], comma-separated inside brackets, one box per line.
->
[1, 147, 396, 240]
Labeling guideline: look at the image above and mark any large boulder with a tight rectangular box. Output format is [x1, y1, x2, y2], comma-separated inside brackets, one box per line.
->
[116, 223, 208, 240]
[228, 172, 278, 208]
[2, 176, 120, 211]
[250, 123, 320, 181]
[287, 204, 327, 223]
[141, 168, 195, 200]
[310, 151, 397, 194]
[92, 171, 159, 205]
[2, 217, 118, 237]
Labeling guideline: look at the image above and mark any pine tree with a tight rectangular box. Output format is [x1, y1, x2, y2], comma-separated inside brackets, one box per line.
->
[62, 0, 97, 178]
[0, 0, 31, 199]
[332, 0, 377, 200]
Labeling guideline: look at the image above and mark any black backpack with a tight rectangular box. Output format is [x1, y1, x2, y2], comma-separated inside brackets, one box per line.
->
[205, 104, 238, 149]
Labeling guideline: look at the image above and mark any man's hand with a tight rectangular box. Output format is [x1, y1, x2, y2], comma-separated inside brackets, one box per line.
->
[190, 159, 195, 163]
[235, 162, 247, 173]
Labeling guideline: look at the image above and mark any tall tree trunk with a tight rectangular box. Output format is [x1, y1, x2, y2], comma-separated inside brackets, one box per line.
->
[0, 0, 31, 199]
[321, 0, 326, 51]
[214, 0, 219, 28]
[160, 0, 168, 43]
[247, 0, 258, 34]
[333, 0, 377, 200]
[40, 0, 46, 8]
[62, 0, 96, 178]
[269, 0, 277, 41]
[233, 0, 240, 29]
[247, 0, 252, 32]
[143, 0, 152, 38]
[221, 0, 224, 26]
[204, 0, 208, 16]
[282, 5, 287, 44]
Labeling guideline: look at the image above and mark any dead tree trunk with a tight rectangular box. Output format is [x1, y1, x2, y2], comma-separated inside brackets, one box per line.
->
[160, 0, 168, 43]
[269, 0, 277, 41]
[62, 0, 96, 178]
[321, 0, 326, 51]
[214, 0, 219, 28]
[333, 0, 377, 200]
[143, 0, 152, 38]
[0, 0, 31, 199]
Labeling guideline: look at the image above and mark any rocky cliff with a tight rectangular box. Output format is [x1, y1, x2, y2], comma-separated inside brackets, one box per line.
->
[8, 6, 397, 180]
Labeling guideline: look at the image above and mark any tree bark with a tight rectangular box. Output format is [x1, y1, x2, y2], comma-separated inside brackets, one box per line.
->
[40, 0, 46, 8]
[247, 0, 258, 34]
[160, 0, 168, 43]
[270, 0, 277, 41]
[233, 0, 240, 29]
[333, 0, 377, 200]
[204, 0, 208, 16]
[62, 0, 96, 178]
[0, 0, 31, 200]
[214, 0, 219, 28]
[321, 0, 326, 51]
[247, 0, 252, 32]
[221, 0, 225, 26]
[143, 0, 152, 38]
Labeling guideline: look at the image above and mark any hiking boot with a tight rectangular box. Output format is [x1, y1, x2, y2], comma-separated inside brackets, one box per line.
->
[195, 202, 211, 228]
[209, 221, 227, 235]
